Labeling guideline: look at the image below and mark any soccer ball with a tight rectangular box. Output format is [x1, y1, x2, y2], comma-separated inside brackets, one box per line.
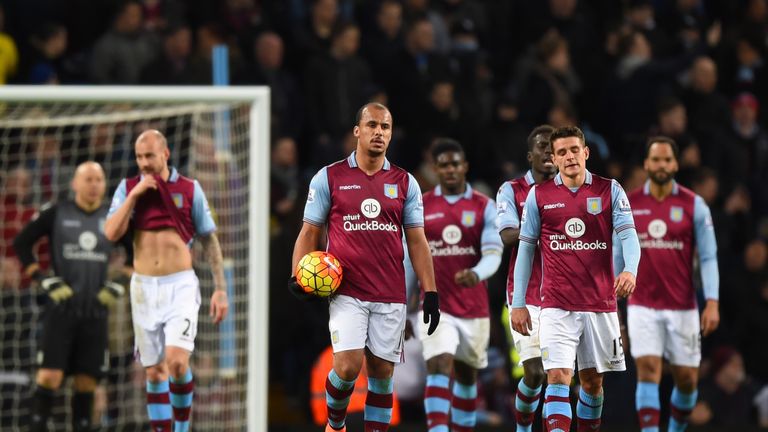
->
[295, 251, 343, 297]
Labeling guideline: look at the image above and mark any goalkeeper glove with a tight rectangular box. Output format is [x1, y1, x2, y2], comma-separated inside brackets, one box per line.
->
[97, 281, 125, 307]
[422, 291, 440, 335]
[288, 276, 320, 302]
[35, 273, 74, 304]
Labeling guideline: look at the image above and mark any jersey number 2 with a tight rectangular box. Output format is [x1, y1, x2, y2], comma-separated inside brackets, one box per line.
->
[182, 318, 192, 337]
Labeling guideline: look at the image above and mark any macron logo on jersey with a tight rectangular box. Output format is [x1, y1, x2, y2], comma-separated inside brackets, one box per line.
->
[339, 184, 362, 190]
[543, 203, 565, 210]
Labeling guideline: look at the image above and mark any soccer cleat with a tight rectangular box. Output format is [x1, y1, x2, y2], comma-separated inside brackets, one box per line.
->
[326, 424, 346, 432]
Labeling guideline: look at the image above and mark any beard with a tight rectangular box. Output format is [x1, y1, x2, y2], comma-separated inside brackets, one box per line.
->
[650, 170, 673, 184]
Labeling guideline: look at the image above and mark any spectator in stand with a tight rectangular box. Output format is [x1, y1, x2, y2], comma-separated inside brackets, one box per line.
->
[18, 23, 67, 84]
[361, 0, 403, 86]
[0, 4, 19, 84]
[681, 56, 731, 140]
[690, 346, 761, 428]
[89, 1, 158, 84]
[139, 24, 193, 85]
[304, 22, 373, 167]
[290, 0, 339, 71]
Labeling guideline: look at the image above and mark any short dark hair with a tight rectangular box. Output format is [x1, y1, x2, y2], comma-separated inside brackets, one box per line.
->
[645, 136, 679, 160]
[354, 102, 390, 126]
[527, 124, 555, 151]
[657, 96, 683, 116]
[431, 138, 464, 161]
[549, 126, 586, 148]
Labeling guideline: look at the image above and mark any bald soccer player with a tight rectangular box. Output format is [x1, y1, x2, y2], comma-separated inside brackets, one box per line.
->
[15, 162, 131, 432]
[105, 130, 229, 432]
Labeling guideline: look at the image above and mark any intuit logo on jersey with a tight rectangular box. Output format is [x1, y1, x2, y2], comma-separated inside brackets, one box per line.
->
[428, 240, 477, 256]
[638, 233, 684, 250]
[543, 203, 565, 210]
[343, 220, 398, 232]
[548, 234, 608, 251]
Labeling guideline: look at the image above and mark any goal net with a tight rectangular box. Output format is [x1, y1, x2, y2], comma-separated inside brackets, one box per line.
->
[0, 86, 269, 432]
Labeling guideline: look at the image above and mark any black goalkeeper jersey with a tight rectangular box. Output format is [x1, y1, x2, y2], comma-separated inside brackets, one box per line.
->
[14, 200, 131, 314]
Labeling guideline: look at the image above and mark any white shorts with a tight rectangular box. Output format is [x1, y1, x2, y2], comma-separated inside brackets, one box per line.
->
[419, 312, 489, 369]
[627, 305, 701, 367]
[130, 270, 201, 367]
[509, 305, 542, 364]
[539, 308, 626, 374]
[328, 295, 407, 363]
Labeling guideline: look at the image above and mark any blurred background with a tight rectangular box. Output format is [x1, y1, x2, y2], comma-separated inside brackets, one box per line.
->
[1, 0, 768, 430]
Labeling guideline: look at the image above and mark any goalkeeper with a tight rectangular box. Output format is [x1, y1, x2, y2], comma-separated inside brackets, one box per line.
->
[13, 161, 132, 432]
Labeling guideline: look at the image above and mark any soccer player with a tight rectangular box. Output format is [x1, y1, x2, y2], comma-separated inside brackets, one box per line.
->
[13, 162, 129, 432]
[418, 138, 503, 432]
[617, 136, 719, 432]
[104, 130, 229, 432]
[510, 126, 641, 432]
[290, 102, 440, 432]
[496, 125, 557, 431]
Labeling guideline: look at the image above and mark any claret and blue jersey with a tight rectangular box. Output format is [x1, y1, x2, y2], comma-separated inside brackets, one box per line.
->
[303, 152, 423, 304]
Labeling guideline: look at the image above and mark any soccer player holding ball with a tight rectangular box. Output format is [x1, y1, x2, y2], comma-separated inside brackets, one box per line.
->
[418, 138, 503, 432]
[105, 130, 229, 432]
[510, 126, 641, 432]
[14, 162, 130, 432]
[290, 102, 440, 432]
[616, 137, 719, 432]
[496, 125, 557, 431]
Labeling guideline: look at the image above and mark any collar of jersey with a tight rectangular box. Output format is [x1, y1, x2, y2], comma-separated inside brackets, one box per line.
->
[554, 170, 592, 186]
[643, 179, 678, 195]
[524, 170, 535, 185]
[434, 183, 473, 200]
[346, 151, 391, 171]
[139, 167, 180, 183]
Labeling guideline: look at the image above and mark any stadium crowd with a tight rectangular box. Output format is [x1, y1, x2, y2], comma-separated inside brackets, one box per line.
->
[1, 0, 768, 429]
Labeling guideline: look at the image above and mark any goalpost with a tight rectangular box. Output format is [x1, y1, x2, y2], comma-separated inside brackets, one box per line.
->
[0, 86, 269, 432]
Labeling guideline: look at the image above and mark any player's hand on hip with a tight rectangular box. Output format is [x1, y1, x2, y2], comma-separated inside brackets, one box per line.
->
[422, 291, 440, 335]
[39, 276, 74, 304]
[210, 290, 229, 324]
[288, 276, 321, 302]
[614, 271, 636, 298]
[510, 307, 532, 336]
[454, 269, 479, 287]
[129, 175, 158, 198]
[700, 300, 720, 336]
[97, 281, 125, 307]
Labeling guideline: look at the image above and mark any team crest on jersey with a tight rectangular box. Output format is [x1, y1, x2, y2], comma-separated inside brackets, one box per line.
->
[461, 211, 476, 227]
[384, 184, 398, 199]
[670, 206, 683, 222]
[172, 193, 184, 208]
[586, 197, 602, 215]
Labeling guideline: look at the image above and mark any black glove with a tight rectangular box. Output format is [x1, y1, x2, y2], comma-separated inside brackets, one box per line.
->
[97, 281, 125, 307]
[288, 276, 317, 302]
[37, 273, 74, 304]
[422, 291, 440, 335]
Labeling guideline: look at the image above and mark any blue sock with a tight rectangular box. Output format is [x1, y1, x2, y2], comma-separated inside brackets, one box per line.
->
[544, 383, 571, 432]
[424, 374, 451, 432]
[326, 369, 356, 430]
[365, 376, 394, 430]
[146, 380, 172, 430]
[576, 387, 603, 430]
[636, 381, 660, 432]
[451, 381, 477, 430]
[515, 380, 542, 432]
[669, 387, 697, 432]
[169, 369, 194, 432]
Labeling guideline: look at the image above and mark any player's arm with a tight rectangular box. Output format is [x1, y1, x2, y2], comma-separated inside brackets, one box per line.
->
[404, 174, 440, 334]
[289, 168, 331, 300]
[104, 177, 157, 241]
[611, 180, 641, 297]
[693, 195, 719, 336]
[511, 187, 541, 335]
[496, 182, 521, 247]
[192, 180, 229, 323]
[13, 203, 56, 278]
[456, 199, 503, 286]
